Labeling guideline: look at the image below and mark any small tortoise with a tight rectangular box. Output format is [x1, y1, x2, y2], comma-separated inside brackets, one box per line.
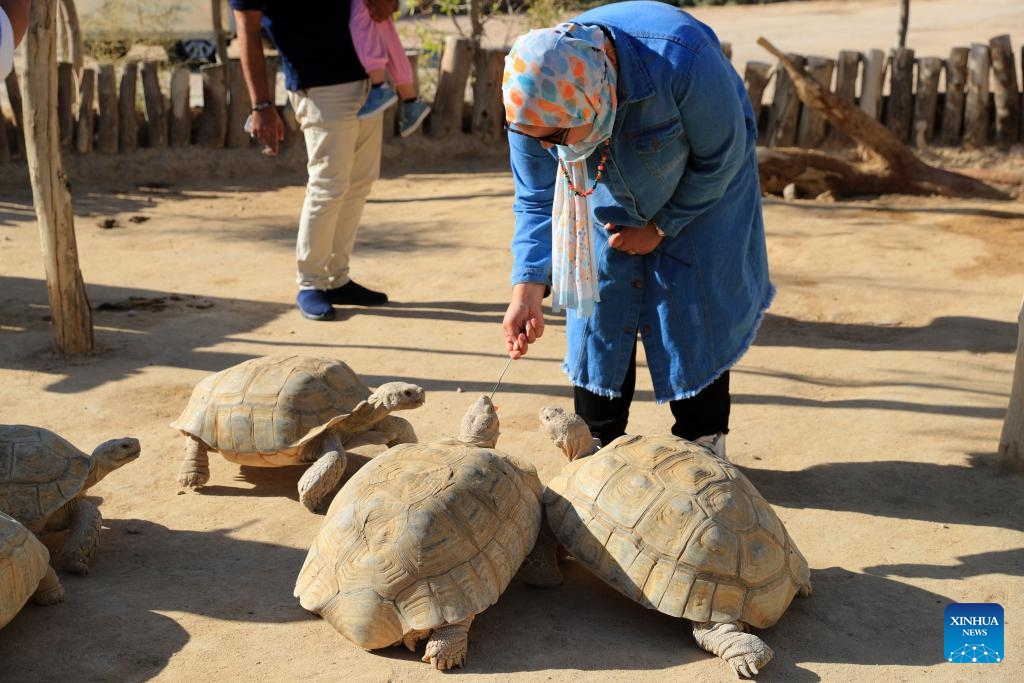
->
[294, 395, 544, 670]
[0, 425, 141, 574]
[171, 354, 425, 511]
[534, 407, 811, 678]
[1, 511, 65, 629]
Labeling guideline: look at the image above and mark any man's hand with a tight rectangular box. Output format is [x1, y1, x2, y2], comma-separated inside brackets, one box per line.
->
[502, 283, 546, 359]
[365, 0, 398, 23]
[605, 221, 664, 256]
[250, 107, 284, 156]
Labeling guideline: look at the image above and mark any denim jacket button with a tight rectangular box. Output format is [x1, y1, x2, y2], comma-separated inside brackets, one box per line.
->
[632, 279, 642, 289]
[623, 327, 633, 335]
[642, 325, 652, 335]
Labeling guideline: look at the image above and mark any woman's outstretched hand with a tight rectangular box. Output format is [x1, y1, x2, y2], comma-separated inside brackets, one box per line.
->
[503, 283, 546, 359]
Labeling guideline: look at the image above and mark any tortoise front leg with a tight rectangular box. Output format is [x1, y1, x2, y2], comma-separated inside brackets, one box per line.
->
[31, 566, 66, 605]
[297, 433, 347, 512]
[422, 615, 473, 670]
[692, 620, 773, 678]
[61, 498, 103, 575]
[177, 435, 210, 487]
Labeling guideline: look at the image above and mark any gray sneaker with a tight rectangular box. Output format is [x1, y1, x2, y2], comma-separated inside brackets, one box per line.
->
[398, 99, 431, 137]
[695, 432, 727, 461]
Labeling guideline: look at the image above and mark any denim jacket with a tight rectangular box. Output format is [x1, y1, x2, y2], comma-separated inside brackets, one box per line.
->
[508, 1, 773, 402]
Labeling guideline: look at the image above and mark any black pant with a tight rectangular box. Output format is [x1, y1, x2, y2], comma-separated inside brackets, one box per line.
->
[573, 342, 730, 446]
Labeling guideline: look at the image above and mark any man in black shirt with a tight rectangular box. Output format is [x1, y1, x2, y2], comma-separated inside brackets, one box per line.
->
[231, 0, 390, 321]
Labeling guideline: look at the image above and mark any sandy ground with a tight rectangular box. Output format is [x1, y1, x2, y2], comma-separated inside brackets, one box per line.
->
[2, 1, 1024, 681]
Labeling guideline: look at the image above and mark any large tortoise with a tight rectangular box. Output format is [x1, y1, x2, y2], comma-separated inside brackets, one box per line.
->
[0, 425, 141, 574]
[294, 395, 544, 670]
[1, 511, 65, 629]
[171, 354, 426, 511]
[534, 406, 811, 678]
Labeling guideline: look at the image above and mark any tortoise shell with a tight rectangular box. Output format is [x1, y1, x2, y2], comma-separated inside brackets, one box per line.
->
[0, 511, 52, 628]
[294, 439, 543, 649]
[170, 355, 373, 456]
[0, 426, 91, 528]
[545, 434, 810, 628]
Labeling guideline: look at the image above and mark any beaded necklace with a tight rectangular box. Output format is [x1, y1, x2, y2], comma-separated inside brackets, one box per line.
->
[558, 140, 611, 197]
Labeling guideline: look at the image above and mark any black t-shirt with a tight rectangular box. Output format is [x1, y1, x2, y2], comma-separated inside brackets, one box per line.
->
[229, 0, 366, 91]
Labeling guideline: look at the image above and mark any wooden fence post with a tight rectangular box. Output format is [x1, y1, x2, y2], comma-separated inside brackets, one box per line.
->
[795, 56, 835, 149]
[169, 66, 192, 147]
[912, 57, 942, 147]
[56, 61, 74, 151]
[963, 43, 991, 148]
[430, 36, 473, 139]
[886, 47, 915, 142]
[95, 63, 118, 153]
[226, 59, 252, 148]
[859, 48, 887, 121]
[823, 49, 860, 149]
[74, 66, 95, 153]
[471, 47, 506, 143]
[765, 53, 805, 147]
[988, 34, 1020, 148]
[939, 47, 969, 145]
[141, 60, 167, 148]
[197, 63, 228, 148]
[117, 60, 139, 153]
[22, 0, 94, 355]
[743, 61, 772, 136]
[998, 296, 1024, 473]
[5, 70, 25, 156]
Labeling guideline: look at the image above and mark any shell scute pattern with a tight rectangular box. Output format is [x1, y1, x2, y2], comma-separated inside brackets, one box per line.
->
[0, 429, 90, 526]
[0, 512, 50, 628]
[296, 439, 541, 649]
[549, 434, 809, 628]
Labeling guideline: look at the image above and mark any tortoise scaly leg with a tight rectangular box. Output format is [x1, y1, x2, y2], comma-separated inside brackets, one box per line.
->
[297, 433, 347, 512]
[31, 566, 66, 605]
[692, 621, 773, 678]
[422, 615, 473, 670]
[61, 498, 103, 575]
[177, 435, 210, 487]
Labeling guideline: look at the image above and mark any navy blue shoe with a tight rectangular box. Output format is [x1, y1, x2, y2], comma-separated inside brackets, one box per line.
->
[296, 289, 335, 320]
[326, 281, 388, 306]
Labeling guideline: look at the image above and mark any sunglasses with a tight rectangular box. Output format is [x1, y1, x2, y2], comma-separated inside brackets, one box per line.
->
[503, 120, 571, 146]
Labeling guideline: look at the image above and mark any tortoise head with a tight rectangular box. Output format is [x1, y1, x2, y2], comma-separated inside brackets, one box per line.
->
[84, 437, 142, 490]
[370, 382, 426, 412]
[538, 406, 599, 461]
[459, 395, 499, 448]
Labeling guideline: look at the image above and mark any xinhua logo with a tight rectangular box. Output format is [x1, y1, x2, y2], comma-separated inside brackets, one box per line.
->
[944, 603, 1004, 663]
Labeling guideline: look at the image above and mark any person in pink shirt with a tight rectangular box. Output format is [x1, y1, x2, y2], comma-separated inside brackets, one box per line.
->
[351, 0, 431, 137]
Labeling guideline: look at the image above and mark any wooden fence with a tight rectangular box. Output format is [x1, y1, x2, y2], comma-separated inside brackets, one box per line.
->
[1, 34, 1021, 164]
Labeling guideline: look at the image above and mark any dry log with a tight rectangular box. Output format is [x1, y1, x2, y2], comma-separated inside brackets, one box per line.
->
[885, 47, 914, 142]
[963, 43, 991, 148]
[999, 296, 1024, 473]
[95, 63, 117, 154]
[989, 35, 1020, 147]
[912, 57, 942, 147]
[74, 66, 95, 154]
[23, 0, 94, 355]
[939, 47, 969, 145]
[429, 36, 473, 139]
[755, 37, 1009, 200]
[472, 47, 506, 143]
[59, 0, 84, 77]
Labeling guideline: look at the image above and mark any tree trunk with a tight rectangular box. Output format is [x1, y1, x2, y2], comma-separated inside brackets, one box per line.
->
[22, 0, 94, 355]
[755, 37, 1009, 201]
[998, 296, 1024, 473]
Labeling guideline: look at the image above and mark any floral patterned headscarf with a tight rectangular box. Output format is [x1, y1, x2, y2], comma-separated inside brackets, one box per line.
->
[503, 23, 618, 317]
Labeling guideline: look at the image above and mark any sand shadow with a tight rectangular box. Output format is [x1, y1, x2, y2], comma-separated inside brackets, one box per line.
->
[742, 460, 1023, 532]
[864, 547, 1024, 579]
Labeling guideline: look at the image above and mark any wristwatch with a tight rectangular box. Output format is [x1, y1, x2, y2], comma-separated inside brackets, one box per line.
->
[252, 100, 273, 112]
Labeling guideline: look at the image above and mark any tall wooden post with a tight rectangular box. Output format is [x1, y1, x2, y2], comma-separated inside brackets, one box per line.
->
[999, 296, 1024, 473]
[22, 0, 94, 355]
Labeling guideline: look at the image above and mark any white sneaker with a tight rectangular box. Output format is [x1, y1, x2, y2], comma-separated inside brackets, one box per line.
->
[695, 432, 727, 461]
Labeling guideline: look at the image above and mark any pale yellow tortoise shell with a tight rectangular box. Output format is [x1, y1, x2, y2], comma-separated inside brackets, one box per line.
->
[546, 434, 811, 629]
[0, 511, 54, 628]
[171, 354, 400, 465]
[0, 425, 93, 527]
[295, 438, 543, 649]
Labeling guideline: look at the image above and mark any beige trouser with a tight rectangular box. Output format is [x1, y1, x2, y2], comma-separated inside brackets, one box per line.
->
[289, 81, 382, 290]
